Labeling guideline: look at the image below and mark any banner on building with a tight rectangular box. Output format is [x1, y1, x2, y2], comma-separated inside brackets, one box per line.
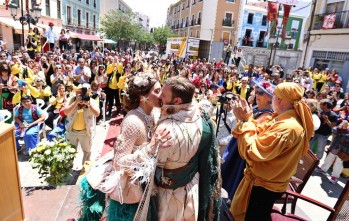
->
[281, 4, 292, 39]
[166, 37, 188, 58]
[268, 1, 279, 36]
[187, 38, 200, 57]
[322, 14, 337, 29]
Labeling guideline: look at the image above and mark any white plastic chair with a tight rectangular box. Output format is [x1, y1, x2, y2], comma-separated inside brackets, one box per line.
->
[36, 98, 45, 109]
[0, 110, 12, 123]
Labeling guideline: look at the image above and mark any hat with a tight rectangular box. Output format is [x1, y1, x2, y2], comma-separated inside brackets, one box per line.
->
[274, 82, 314, 155]
[253, 78, 275, 96]
[49, 22, 54, 26]
[11, 65, 21, 75]
[241, 76, 249, 81]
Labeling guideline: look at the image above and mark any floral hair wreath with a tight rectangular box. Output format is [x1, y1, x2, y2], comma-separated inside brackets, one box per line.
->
[133, 74, 152, 88]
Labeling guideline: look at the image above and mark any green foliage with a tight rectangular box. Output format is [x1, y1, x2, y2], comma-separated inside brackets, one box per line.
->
[152, 26, 176, 47]
[100, 9, 141, 42]
[29, 138, 77, 186]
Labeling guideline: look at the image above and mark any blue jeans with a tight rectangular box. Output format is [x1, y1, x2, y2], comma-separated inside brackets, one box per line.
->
[48, 123, 65, 141]
[15, 125, 40, 154]
[310, 133, 329, 160]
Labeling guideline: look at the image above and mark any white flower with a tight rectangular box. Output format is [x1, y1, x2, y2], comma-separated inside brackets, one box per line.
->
[133, 75, 148, 87]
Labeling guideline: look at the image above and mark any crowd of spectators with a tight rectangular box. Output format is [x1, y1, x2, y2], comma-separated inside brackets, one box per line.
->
[0, 43, 348, 180]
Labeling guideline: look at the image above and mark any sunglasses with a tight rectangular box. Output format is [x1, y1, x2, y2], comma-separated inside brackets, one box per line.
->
[56, 67, 62, 69]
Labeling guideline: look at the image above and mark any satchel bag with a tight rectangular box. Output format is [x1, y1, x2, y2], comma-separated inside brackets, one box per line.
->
[86, 151, 114, 189]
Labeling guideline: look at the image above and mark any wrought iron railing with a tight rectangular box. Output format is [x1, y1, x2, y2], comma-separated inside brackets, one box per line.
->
[223, 18, 233, 27]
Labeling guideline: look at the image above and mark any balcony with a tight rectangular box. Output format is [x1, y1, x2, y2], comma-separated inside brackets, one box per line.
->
[222, 18, 234, 27]
[256, 41, 268, 48]
[312, 10, 349, 30]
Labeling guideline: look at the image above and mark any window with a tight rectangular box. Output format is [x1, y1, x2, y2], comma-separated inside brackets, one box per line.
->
[94, 0, 96, 8]
[247, 13, 254, 24]
[182, 3, 185, 10]
[326, 1, 344, 13]
[45, 0, 50, 16]
[191, 14, 195, 25]
[93, 15, 96, 29]
[178, 6, 180, 12]
[86, 12, 89, 28]
[223, 12, 233, 26]
[78, 9, 81, 26]
[86, 0, 89, 5]
[262, 15, 267, 26]
[187, 0, 189, 8]
[197, 12, 201, 24]
[193, 0, 196, 5]
[67, 6, 72, 25]
[57, 0, 61, 19]
[226, 0, 235, 2]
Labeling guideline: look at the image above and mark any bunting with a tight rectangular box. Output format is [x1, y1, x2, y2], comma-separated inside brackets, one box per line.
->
[281, 4, 292, 39]
[267, 1, 279, 36]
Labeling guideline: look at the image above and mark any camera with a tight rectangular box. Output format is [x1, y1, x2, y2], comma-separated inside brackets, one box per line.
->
[80, 87, 90, 102]
[218, 92, 237, 104]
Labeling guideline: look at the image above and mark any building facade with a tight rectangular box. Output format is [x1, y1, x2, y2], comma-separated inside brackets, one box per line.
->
[136, 12, 150, 31]
[237, 2, 305, 73]
[0, 0, 62, 51]
[166, 0, 242, 60]
[302, 0, 349, 91]
[62, 0, 100, 35]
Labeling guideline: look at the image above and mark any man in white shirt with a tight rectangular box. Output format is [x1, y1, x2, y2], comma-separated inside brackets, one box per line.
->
[73, 58, 91, 84]
[43, 22, 58, 51]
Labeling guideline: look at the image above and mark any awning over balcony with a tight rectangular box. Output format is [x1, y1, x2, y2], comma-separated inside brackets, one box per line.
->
[0, 16, 30, 34]
[71, 32, 102, 41]
[103, 39, 117, 44]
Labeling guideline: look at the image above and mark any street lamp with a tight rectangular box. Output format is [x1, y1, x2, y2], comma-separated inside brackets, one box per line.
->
[268, 35, 277, 66]
[8, 0, 42, 46]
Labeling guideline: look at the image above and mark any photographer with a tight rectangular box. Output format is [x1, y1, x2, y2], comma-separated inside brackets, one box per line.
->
[63, 83, 100, 171]
[26, 34, 37, 59]
[215, 92, 238, 154]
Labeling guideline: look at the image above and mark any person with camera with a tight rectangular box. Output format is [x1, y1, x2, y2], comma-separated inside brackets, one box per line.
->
[63, 83, 100, 170]
[26, 32, 37, 60]
[310, 99, 337, 160]
[42, 54, 56, 87]
[50, 64, 68, 96]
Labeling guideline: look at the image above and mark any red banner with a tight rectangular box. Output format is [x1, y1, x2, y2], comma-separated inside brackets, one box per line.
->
[322, 14, 336, 29]
[281, 4, 292, 39]
[268, 1, 279, 36]
[267, 1, 278, 21]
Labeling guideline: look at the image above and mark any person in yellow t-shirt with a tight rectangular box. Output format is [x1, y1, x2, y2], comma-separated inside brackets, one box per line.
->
[234, 77, 251, 100]
[106, 64, 122, 116]
[63, 84, 100, 170]
[230, 82, 314, 221]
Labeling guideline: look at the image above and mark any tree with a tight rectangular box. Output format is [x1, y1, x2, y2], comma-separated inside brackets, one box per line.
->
[136, 29, 155, 50]
[152, 26, 176, 53]
[100, 9, 140, 47]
